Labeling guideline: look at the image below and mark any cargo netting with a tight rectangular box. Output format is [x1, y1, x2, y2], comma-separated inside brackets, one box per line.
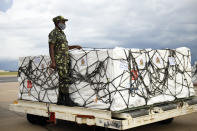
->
[18, 47, 196, 111]
[192, 62, 197, 82]
[192, 61, 197, 94]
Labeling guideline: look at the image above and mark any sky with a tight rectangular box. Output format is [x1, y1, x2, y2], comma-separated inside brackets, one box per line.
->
[0, 0, 197, 69]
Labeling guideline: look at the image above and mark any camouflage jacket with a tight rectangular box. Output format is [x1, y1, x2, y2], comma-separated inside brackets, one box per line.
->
[48, 27, 69, 65]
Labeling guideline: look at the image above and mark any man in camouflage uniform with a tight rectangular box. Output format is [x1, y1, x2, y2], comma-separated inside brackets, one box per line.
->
[48, 16, 81, 106]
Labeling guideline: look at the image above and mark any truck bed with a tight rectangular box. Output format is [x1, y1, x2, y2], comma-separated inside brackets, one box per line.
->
[9, 97, 197, 130]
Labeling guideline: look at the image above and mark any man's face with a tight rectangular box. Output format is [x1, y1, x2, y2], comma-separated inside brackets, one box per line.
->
[59, 20, 65, 25]
[57, 20, 66, 30]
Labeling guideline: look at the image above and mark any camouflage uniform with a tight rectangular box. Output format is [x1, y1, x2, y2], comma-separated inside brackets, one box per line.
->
[48, 16, 70, 96]
[48, 27, 70, 94]
[48, 16, 78, 106]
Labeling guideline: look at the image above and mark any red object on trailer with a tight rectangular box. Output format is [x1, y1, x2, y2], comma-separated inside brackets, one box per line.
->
[27, 80, 32, 88]
[131, 70, 138, 80]
[47, 112, 56, 123]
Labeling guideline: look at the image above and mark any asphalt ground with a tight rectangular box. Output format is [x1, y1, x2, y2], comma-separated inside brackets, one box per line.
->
[0, 82, 197, 131]
[0, 76, 17, 83]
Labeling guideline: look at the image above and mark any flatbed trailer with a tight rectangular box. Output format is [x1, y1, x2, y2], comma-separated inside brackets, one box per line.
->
[9, 97, 197, 130]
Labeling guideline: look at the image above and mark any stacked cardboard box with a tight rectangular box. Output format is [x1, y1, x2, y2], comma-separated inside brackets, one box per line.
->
[18, 47, 196, 111]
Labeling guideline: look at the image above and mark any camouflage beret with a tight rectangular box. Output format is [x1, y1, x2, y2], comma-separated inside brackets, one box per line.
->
[53, 16, 68, 23]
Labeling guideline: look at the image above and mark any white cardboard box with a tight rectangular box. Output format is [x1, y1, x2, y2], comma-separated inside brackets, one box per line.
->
[18, 47, 196, 111]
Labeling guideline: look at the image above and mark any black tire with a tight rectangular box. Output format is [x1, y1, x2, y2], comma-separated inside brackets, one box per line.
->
[94, 126, 112, 131]
[27, 114, 49, 125]
[159, 118, 174, 124]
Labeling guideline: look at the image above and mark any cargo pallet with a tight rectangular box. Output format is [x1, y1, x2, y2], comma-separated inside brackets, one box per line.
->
[9, 97, 197, 130]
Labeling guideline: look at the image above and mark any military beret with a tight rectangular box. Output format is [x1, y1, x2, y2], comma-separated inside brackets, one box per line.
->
[53, 16, 68, 23]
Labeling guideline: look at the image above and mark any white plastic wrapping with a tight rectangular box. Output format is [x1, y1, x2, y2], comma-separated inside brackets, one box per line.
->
[18, 47, 196, 111]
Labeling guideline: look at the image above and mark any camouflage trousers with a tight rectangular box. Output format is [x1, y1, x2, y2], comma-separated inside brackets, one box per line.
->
[55, 54, 71, 94]
[55, 54, 79, 106]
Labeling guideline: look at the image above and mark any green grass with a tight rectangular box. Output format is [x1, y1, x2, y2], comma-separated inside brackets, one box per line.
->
[0, 72, 18, 76]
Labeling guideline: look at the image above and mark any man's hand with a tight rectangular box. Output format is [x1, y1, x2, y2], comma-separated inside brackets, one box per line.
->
[75, 45, 82, 49]
[69, 45, 82, 50]
[50, 62, 56, 69]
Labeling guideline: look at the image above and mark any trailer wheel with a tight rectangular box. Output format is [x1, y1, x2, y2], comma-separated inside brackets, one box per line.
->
[94, 126, 111, 131]
[27, 114, 48, 125]
[159, 118, 174, 124]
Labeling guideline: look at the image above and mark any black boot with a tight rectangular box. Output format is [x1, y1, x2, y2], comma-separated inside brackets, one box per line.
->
[64, 93, 79, 107]
[57, 91, 64, 105]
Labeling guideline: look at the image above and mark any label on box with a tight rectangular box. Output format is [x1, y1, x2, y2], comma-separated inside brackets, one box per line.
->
[81, 58, 87, 66]
[34, 57, 41, 65]
[137, 57, 146, 68]
[119, 60, 129, 71]
[169, 57, 176, 65]
[154, 55, 162, 65]
[41, 64, 45, 69]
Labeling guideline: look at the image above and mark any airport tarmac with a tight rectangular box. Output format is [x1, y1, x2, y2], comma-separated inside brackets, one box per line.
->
[0, 81, 197, 131]
[0, 76, 17, 83]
